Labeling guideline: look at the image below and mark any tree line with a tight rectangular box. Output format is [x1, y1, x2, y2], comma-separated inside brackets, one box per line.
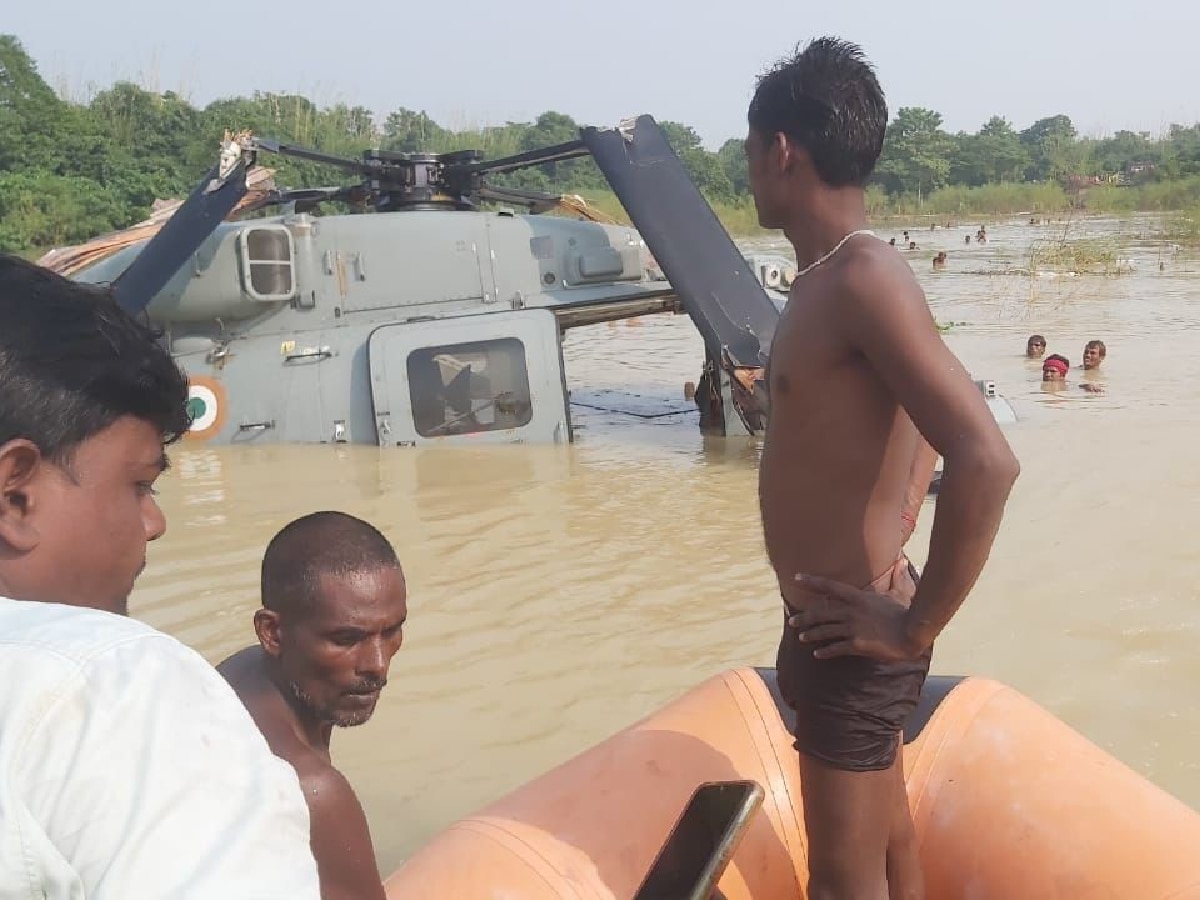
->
[3, 33, 1199, 253]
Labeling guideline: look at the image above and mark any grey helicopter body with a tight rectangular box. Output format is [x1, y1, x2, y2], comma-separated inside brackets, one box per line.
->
[61, 116, 1015, 448]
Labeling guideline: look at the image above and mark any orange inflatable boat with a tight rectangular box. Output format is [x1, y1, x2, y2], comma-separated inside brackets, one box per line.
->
[384, 668, 1200, 898]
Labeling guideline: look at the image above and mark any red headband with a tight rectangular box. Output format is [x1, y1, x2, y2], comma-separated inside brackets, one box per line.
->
[1043, 358, 1068, 376]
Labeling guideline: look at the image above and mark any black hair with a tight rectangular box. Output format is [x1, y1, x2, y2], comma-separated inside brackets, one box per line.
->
[1044, 353, 1070, 367]
[0, 253, 191, 465]
[1028, 334, 1046, 344]
[747, 36, 888, 187]
[261, 511, 402, 616]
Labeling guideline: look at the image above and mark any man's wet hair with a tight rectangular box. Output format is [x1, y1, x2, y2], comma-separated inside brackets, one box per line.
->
[747, 36, 888, 188]
[261, 511, 402, 616]
[0, 253, 191, 466]
[1028, 334, 1046, 345]
[1085, 339, 1106, 355]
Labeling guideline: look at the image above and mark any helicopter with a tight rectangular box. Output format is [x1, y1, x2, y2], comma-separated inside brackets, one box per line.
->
[44, 114, 1015, 447]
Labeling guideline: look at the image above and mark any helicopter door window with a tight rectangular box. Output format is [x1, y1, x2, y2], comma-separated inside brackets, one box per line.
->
[239, 226, 296, 301]
[405, 338, 534, 438]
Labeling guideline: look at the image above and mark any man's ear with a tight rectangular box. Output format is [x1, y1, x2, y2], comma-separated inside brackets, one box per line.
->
[771, 132, 797, 175]
[0, 440, 47, 553]
[254, 607, 283, 657]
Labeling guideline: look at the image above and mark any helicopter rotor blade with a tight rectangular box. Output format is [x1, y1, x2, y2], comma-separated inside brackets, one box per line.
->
[476, 185, 565, 214]
[581, 114, 779, 368]
[110, 134, 254, 315]
[252, 138, 369, 175]
[240, 185, 366, 214]
[463, 139, 590, 176]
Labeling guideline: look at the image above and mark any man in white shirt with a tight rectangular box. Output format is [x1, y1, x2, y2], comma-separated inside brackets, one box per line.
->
[0, 254, 322, 898]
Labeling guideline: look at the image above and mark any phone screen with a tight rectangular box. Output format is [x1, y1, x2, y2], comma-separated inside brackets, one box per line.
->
[633, 780, 763, 900]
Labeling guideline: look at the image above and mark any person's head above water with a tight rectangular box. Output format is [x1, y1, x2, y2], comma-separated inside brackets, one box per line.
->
[1042, 354, 1069, 381]
[1026, 334, 1046, 358]
[0, 254, 190, 615]
[744, 36, 887, 229]
[254, 511, 407, 730]
[1083, 339, 1106, 370]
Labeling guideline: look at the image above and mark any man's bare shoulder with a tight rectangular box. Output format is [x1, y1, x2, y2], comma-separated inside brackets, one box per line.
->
[301, 764, 387, 900]
[823, 239, 940, 346]
[837, 239, 927, 311]
[298, 762, 361, 815]
[215, 646, 278, 711]
[215, 645, 260, 682]
[215, 647, 312, 764]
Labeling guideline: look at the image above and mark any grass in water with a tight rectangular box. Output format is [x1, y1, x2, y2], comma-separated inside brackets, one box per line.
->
[1027, 236, 1131, 276]
[1162, 205, 1200, 247]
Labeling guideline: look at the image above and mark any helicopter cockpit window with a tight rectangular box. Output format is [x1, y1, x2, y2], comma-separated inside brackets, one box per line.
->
[406, 338, 534, 438]
[239, 226, 296, 301]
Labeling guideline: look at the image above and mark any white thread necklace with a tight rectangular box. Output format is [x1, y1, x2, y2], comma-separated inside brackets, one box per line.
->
[793, 228, 876, 279]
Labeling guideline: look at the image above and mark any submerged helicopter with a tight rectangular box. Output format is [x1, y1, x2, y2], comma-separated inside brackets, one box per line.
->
[42, 115, 1014, 447]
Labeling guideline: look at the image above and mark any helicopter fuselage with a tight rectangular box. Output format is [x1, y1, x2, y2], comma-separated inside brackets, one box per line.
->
[64, 115, 1016, 449]
[74, 208, 726, 447]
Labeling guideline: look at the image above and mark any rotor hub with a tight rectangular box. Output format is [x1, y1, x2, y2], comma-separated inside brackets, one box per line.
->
[364, 149, 484, 211]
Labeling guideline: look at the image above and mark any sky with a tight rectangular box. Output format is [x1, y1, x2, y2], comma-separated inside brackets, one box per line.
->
[8, 0, 1200, 151]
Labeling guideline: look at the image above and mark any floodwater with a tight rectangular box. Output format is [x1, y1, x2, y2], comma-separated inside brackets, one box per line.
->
[131, 213, 1200, 875]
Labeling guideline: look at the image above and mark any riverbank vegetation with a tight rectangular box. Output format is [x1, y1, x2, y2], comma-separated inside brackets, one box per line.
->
[3, 34, 1200, 252]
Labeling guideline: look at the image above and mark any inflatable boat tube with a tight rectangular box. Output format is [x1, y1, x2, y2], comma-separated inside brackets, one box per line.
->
[383, 667, 1200, 899]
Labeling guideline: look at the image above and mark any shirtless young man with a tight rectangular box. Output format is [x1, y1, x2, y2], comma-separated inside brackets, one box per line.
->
[219, 511, 408, 900]
[746, 39, 1020, 899]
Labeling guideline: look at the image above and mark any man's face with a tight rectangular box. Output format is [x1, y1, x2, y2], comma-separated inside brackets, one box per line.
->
[278, 568, 407, 728]
[1082, 344, 1103, 369]
[745, 128, 788, 230]
[1042, 364, 1065, 382]
[1026, 338, 1046, 358]
[0, 416, 168, 614]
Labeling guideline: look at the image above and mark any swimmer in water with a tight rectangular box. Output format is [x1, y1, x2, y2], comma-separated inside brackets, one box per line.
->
[219, 511, 408, 900]
[1042, 354, 1069, 381]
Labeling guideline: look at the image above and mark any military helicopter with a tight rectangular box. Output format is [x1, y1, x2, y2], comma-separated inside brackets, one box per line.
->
[47, 115, 1014, 447]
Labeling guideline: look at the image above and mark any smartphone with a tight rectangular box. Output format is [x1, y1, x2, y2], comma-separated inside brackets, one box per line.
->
[632, 779, 765, 900]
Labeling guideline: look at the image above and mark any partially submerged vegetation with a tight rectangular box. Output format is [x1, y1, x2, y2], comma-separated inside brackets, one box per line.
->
[1027, 237, 1132, 276]
[1162, 205, 1200, 247]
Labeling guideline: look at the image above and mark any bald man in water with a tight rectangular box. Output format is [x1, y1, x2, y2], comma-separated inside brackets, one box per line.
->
[219, 511, 408, 900]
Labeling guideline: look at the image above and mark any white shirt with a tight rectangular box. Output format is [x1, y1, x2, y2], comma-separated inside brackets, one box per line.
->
[0, 596, 322, 899]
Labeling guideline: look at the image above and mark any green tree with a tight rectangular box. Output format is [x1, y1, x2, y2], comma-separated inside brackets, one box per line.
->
[874, 107, 956, 199]
[659, 122, 735, 201]
[951, 117, 1028, 185]
[1020, 114, 1080, 181]
[381, 108, 446, 152]
[716, 138, 749, 195]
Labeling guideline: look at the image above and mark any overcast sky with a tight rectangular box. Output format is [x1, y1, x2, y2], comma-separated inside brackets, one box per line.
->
[9, 0, 1198, 150]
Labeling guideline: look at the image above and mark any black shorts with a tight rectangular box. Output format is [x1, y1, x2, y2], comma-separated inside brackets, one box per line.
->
[775, 558, 933, 772]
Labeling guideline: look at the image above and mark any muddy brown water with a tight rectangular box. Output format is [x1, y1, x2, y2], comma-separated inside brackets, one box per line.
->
[131, 213, 1200, 873]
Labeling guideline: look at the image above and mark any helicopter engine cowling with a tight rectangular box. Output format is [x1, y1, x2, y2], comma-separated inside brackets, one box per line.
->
[73, 220, 300, 324]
